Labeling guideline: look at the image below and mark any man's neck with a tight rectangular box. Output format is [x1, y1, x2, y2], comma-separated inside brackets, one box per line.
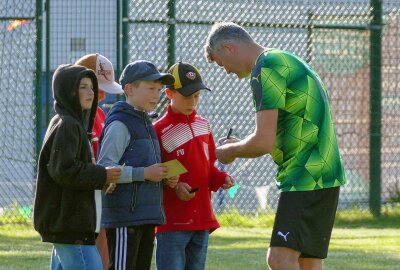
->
[242, 43, 266, 74]
[251, 44, 266, 64]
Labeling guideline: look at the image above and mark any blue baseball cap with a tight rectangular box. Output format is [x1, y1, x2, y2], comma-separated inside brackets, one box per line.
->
[119, 60, 175, 89]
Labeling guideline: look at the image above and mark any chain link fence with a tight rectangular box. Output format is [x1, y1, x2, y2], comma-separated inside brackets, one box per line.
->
[0, 0, 37, 224]
[0, 0, 399, 225]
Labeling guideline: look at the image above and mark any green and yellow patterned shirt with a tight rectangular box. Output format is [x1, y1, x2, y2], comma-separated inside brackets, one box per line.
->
[251, 49, 346, 192]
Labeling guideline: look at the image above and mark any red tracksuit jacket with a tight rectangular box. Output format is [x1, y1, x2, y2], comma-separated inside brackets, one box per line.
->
[154, 105, 228, 233]
[92, 106, 106, 159]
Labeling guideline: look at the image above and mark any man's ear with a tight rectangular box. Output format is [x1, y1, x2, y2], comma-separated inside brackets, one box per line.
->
[222, 41, 235, 54]
[165, 88, 174, 99]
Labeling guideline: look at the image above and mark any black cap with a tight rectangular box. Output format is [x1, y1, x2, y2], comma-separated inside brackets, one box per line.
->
[167, 62, 211, 96]
[119, 60, 175, 89]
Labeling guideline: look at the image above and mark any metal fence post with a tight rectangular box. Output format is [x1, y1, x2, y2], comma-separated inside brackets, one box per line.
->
[116, 0, 123, 101]
[167, 0, 175, 67]
[122, 0, 129, 69]
[35, 0, 43, 158]
[45, 0, 51, 126]
[369, 0, 382, 217]
[306, 9, 313, 63]
[117, 0, 121, 79]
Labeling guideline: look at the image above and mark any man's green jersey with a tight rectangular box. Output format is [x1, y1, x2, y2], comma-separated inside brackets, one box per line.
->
[251, 49, 346, 192]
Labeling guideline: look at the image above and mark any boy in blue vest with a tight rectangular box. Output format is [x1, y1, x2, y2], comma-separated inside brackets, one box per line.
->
[97, 60, 178, 270]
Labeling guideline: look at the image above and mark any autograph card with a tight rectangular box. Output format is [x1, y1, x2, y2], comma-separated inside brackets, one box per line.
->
[162, 159, 188, 178]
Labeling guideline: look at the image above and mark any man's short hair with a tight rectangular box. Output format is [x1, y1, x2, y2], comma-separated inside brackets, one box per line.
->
[204, 22, 254, 62]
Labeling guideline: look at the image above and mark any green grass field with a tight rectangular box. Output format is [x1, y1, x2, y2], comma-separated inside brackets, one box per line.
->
[0, 212, 399, 270]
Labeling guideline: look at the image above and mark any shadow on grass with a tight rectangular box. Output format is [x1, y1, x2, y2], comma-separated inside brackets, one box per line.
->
[325, 249, 400, 270]
[210, 236, 400, 270]
[207, 242, 399, 270]
[211, 234, 268, 244]
[207, 246, 267, 270]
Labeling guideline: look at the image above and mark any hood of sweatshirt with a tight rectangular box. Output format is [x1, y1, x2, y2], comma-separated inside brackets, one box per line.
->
[52, 64, 99, 136]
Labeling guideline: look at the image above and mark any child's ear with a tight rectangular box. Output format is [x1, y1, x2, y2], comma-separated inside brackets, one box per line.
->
[124, 84, 133, 96]
[165, 88, 174, 100]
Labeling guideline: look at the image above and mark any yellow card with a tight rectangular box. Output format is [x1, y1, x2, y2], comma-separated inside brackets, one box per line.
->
[162, 159, 188, 178]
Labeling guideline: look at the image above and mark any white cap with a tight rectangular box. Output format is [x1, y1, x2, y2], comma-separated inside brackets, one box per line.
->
[75, 53, 124, 94]
[96, 54, 124, 94]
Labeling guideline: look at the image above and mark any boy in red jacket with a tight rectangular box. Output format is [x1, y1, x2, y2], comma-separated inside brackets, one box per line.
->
[154, 62, 235, 270]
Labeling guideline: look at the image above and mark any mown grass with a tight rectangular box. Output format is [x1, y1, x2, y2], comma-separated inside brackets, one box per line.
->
[0, 207, 399, 269]
[206, 226, 400, 270]
[0, 224, 50, 270]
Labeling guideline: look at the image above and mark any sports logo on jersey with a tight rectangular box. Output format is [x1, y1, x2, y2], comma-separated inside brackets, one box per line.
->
[177, 149, 185, 156]
[162, 124, 174, 134]
[277, 231, 290, 242]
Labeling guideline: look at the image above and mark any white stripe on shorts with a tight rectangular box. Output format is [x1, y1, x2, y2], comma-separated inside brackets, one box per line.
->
[115, 227, 127, 270]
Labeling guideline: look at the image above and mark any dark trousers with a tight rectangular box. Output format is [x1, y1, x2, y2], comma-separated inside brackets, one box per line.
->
[106, 225, 155, 270]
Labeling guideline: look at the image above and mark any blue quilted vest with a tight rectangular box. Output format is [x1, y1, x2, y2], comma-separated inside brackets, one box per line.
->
[100, 101, 165, 228]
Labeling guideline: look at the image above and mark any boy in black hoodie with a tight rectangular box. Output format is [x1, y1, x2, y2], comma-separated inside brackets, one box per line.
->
[33, 64, 122, 270]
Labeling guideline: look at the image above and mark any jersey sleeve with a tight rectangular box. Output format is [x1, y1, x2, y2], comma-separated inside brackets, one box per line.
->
[251, 53, 287, 111]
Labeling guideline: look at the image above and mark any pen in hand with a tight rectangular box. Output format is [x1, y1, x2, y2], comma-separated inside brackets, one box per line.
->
[106, 163, 125, 194]
[105, 182, 115, 194]
[226, 128, 233, 139]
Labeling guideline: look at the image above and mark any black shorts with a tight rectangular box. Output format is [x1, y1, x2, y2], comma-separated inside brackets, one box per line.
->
[270, 187, 340, 259]
[106, 225, 155, 270]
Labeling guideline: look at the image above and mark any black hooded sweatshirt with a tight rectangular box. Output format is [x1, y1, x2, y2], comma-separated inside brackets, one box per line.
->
[33, 64, 107, 245]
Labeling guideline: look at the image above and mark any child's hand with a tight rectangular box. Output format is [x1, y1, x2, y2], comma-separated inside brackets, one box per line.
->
[144, 163, 168, 182]
[223, 175, 236, 189]
[104, 166, 122, 194]
[174, 182, 195, 201]
[105, 166, 122, 184]
[164, 176, 179, 188]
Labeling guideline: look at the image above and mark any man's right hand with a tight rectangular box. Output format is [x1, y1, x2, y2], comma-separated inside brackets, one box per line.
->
[216, 145, 236, 164]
